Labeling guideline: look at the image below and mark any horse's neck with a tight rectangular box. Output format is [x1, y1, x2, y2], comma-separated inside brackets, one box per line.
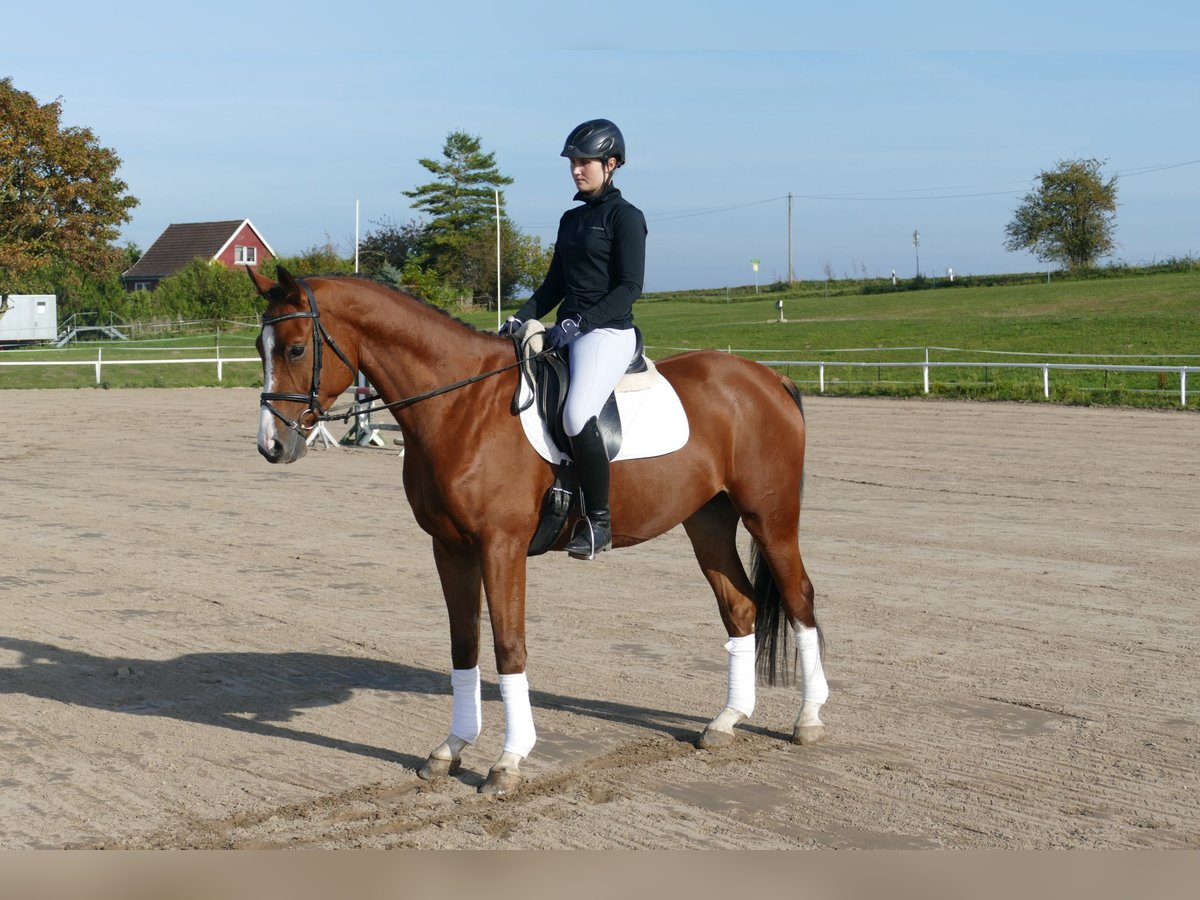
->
[350, 290, 504, 422]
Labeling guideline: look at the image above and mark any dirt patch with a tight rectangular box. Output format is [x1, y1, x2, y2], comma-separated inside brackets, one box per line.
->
[1, 388, 1196, 848]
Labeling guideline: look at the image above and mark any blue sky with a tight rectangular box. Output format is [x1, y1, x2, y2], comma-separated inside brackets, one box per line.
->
[6, 1, 1199, 291]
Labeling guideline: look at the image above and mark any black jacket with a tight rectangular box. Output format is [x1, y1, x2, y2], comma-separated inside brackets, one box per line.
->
[516, 185, 647, 331]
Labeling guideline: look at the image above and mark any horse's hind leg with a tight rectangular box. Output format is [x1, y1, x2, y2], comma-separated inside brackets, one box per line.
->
[682, 495, 759, 750]
[745, 515, 829, 745]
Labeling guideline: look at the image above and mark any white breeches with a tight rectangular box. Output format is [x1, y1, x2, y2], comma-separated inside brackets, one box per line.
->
[563, 327, 637, 436]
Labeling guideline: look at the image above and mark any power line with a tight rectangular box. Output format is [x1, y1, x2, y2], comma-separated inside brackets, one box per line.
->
[524, 158, 1200, 228]
[1116, 158, 1200, 177]
[646, 196, 787, 223]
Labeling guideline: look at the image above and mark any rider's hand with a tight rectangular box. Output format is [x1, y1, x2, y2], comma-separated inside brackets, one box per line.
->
[546, 317, 583, 349]
[498, 316, 522, 337]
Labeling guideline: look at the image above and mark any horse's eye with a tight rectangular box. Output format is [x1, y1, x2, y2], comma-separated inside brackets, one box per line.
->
[287, 345, 305, 360]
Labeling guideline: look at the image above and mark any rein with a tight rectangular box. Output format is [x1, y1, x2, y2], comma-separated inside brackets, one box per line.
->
[260, 277, 550, 433]
[322, 354, 544, 424]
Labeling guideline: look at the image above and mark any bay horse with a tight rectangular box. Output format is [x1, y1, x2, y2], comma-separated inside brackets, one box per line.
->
[251, 266, 829, 795]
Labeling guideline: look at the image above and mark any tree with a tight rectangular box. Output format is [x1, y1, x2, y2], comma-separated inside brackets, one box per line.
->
[358, 216, 428, 278]
[0, 77, 139, 290]
[1004, 158, 1118, 270]
[139, 258, 260, 325]
[398, 130, 547, 305]
[404, 131, 513, 238]
[403, 131, 514, 291]
[264, 239, 356, 279]
[455, 219, 552, 308]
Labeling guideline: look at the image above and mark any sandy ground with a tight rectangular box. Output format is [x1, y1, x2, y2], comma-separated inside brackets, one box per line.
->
[0, 387, 1197, 849]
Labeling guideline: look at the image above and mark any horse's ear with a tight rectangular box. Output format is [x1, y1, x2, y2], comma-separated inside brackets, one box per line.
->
[275, 265, 300, 294]
[246, 266, 275, 297]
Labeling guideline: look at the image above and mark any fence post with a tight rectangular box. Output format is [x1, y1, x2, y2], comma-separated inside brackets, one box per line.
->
[95, 348, 102, 385]
[1182, 368, 1187, 407]
[217, 345, 223, 382]
[923, 347, 930, 393]
[819, 364, 825, 393]
[1042, 366, 1050, 398]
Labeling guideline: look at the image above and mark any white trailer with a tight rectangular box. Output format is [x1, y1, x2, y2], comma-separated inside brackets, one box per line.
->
[0, 294, 58, 345]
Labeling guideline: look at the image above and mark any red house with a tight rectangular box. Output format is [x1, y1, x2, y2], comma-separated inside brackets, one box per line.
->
[122, 219, 275, 292]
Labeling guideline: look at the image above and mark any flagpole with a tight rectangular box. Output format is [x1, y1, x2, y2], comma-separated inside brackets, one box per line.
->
[495, 189, 502, 331]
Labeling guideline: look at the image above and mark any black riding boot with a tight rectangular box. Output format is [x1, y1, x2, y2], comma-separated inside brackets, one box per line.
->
[565, 417, 612, 560]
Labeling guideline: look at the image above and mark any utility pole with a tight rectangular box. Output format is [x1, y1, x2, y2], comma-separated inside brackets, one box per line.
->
[912, 228, 921, 277]
[787, 192, 794, 285]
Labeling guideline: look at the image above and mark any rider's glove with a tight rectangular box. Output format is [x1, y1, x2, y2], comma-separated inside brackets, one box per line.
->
[546, 317, 583, 350]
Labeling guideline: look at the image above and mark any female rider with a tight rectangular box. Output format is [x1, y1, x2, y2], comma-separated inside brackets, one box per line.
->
[500, 119, 647, 560]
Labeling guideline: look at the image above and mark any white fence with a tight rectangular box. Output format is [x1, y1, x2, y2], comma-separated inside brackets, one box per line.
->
[2, 343, 1198, 407]
[0, 347, 259, 383]
[757, 359, 1198, 406]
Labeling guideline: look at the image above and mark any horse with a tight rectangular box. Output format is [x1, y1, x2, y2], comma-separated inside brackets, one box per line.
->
[250, 266, 829, 795]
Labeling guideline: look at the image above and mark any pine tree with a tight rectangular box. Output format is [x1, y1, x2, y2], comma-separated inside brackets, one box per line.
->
[403, 131, 513, 241]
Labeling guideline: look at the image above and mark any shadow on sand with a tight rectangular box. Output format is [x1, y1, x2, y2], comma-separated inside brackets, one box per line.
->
[0, 636, 712, 771]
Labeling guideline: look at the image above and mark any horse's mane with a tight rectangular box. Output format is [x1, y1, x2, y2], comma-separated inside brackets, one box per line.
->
[311, 273, 485, 335]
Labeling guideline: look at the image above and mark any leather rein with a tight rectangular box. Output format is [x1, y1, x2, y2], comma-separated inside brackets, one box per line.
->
[259, 277, 547, 435]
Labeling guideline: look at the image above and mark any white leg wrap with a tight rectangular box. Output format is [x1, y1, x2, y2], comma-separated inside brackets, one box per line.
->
[724, 634, 756, 717]
[449, 666, 482, 743]
[498, 672, 537, 758]
[796, 623, 829, 705]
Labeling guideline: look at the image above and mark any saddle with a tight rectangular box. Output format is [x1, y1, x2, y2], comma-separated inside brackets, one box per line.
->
[511, 320, 651, 460]
[509, 320, 655, 556]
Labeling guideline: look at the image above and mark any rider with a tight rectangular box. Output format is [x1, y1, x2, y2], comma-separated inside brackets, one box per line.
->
[500, 119, 647, 560]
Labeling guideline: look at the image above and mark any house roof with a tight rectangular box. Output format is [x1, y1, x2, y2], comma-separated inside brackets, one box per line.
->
[122, 219, 274, 280]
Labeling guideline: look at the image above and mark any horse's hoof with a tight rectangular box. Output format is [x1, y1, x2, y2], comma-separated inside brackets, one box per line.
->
[697, 727, 736, 750]
[792, 723, 827, 746]
[479, 767, 523, 796]
[417, 756, 461, 781]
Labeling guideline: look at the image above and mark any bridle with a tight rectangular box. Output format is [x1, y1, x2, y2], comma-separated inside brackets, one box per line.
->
[259, 278, 356, 434]
[259, 276, 550, 436]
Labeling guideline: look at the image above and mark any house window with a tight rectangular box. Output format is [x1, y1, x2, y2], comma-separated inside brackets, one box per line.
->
[36, 301, 48, 314]
[134, 281, 153, 292]
[234, 245, 257, 265]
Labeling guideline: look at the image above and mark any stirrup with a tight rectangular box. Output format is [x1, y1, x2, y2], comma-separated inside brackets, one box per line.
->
[565, 517, 611, 560]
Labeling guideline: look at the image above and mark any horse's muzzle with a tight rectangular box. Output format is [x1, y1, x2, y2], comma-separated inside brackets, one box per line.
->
[258, 431, 307, 464]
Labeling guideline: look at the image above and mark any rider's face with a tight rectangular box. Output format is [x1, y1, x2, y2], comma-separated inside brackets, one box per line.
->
[570, 157, 613, 195]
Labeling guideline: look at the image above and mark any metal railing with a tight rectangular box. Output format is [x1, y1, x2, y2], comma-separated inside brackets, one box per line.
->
[757, 359, 1197, 406]
[0, 347, 259, 383]
[3, 342, 1198, 406]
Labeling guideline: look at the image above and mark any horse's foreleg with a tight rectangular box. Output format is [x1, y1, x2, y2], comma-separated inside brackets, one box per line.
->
[683, 498, 758, 750]
[419, 539, 483, 782]
[478, 538, 534, 796]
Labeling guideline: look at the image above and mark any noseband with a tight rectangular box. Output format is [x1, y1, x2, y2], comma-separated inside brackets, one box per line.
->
[259, 278, 355, 434]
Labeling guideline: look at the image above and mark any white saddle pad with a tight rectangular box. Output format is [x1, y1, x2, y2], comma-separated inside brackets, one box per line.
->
[516, 354, 690, 464]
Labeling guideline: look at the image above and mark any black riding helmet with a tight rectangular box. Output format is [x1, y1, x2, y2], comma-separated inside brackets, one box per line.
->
[561, 119, 626, 167]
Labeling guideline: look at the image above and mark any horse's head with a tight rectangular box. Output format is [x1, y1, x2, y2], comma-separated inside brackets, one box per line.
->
[251, 266, 358, 464]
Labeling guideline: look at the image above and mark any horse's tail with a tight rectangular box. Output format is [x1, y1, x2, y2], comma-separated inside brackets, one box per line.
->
[753, 373, 810, 687]
[751, 541, 793, 687]
[780, 372, 805, 421]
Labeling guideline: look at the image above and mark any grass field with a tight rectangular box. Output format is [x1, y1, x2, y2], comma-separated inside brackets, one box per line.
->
[3, 269, 1197, 407]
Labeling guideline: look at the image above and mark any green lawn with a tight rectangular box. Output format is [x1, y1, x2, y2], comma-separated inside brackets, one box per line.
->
[469, 269, 1200, 407]
[3, 269, 1197, 407]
